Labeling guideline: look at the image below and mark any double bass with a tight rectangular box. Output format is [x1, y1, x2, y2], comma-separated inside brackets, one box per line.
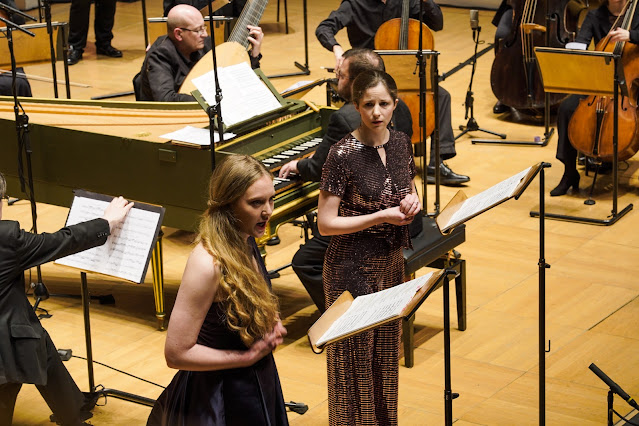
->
[568, 0, 639, 162]
[374, 0, 435, 143]
[491, 0, 576, 111]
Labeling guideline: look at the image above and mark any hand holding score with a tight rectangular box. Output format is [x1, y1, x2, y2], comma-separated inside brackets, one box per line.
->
[102, 196, 134, 233]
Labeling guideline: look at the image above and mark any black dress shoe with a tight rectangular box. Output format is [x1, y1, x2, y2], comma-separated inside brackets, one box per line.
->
[67, 47, 83, 65]
[426, 163, 470, 186]
[493, 100, 508, 114]
[550, 172, 580, 196]
[96, 44, 123, 58]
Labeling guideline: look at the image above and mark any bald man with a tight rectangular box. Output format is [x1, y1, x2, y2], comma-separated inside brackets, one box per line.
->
[136, 4, 263, 102]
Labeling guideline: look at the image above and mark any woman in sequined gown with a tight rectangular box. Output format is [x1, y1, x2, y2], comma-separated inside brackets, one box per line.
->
[147, 155, 289, 426]
[318, 70, 422, 425]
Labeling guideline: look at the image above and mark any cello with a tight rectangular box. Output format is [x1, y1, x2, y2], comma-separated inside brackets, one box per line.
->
[491, 0, 575, 111]
[374, 0, 435, 143]
[568, 0, 639, 162]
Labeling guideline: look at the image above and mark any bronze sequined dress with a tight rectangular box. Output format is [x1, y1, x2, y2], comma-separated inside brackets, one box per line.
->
[320, 129, 415, 425]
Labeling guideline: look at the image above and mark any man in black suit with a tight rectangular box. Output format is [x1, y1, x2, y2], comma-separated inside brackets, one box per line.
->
[278, 48, 415, 312]
[0, 172, 132, 425]
[135, 4, 262, 102]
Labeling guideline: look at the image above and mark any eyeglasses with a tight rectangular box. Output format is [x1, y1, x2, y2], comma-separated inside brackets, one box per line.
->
[180, 26, 207, 35]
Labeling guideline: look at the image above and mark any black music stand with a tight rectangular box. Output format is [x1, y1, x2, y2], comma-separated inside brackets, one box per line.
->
[530, 47, 633, 225]
[374, 49, 441, 215]
[57, 191, 165, 408]
[267, 0, 310, 79]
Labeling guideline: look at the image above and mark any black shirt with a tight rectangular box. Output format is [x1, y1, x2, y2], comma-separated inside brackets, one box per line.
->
[576, 4, 639, 46]
[315, 0, 443, 51]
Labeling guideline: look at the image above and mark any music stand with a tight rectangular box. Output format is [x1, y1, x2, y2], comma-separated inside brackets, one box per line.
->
[267, 0, 310, 79]
[530, 47, 633, 225]
[375, 49, 441, 215]
[56, 190, 165, 408]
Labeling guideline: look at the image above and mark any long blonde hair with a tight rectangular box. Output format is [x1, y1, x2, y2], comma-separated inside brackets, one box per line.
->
[197, 155, 279, 346]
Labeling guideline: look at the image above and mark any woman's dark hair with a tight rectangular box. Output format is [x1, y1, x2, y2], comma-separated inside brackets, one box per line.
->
[351, 69, 398, 105]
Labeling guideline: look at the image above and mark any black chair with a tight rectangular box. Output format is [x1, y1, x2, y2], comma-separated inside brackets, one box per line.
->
[402, 215, 466, 368]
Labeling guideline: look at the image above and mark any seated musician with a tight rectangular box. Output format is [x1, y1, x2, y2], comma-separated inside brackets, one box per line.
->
[278, 48, 415, 312]
[315, 0, 470, 186]
[136, 4, 262, 102]
[551, 0, 639, 196]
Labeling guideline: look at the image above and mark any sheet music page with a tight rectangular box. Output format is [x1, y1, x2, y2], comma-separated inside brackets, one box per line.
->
[192, 62, 282, 127]
[442, 166, 532, 230]
[281, 80, 313, 94]
[56, 197, 161, 283]
[316, 272, 434, 347]
[160, 125, 236, 145]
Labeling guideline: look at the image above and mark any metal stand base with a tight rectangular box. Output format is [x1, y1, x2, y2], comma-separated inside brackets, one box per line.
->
[80, 272, 154, 408]
[456, 117, 506, 140]
[530, 203, 633, 225]
[473, 127, 554, 146]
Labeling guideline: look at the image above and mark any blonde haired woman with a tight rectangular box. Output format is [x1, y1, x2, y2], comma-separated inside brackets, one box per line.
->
[148, 155, 288, 425]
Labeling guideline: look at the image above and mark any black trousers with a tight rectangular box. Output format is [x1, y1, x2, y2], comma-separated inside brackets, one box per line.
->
[67, 0, 117, 51]
[0, 331, 87, 426]
[292, 233, 330, 313]
[556, 94, 584, 175]
[433, 87, 456, 165]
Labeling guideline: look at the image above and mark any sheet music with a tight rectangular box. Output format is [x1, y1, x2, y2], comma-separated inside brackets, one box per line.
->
[443, 167, 532, 230]
[316, 272, 434, 347]
[281, 80, 313, 94]
[160, 125, 236, 146]
[56, 197, 161, 283]
[192, 62, 282, 127]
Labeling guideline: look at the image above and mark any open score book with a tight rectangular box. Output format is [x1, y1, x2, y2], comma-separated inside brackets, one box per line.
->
[308, 270, 445, 352]
[435, 163, 542, 233]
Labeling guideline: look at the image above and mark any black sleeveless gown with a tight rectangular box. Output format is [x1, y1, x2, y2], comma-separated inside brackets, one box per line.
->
[147, 238, 288, 426]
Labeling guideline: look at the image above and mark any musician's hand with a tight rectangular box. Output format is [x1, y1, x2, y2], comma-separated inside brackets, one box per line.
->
[609, 28, 630, 43]
[399, 193, 421, 218]
[279, 160, 299, 179]
[333, 45, 344, 71]
[246, 321, 287, 364]
[247, 25, 264, 57]
[102, 196, 134, 234]
[381, 206, 414, 226]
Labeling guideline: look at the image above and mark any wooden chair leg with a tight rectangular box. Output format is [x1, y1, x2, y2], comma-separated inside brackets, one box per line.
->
[455, 259, 467, 331]
[403, 313, 415, 368]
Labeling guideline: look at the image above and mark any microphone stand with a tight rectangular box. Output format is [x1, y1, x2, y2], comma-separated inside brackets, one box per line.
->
[589, 363, 639, 425]
[206, 0, 225, 171]
[41, 0, 58, 98]
[0, 16, 50, 313]
[455, 24, 506, 140]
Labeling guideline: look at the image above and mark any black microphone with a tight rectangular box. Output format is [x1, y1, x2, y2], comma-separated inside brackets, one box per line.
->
[589, 363, 639, 410]
[470, 9, 479, 30]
